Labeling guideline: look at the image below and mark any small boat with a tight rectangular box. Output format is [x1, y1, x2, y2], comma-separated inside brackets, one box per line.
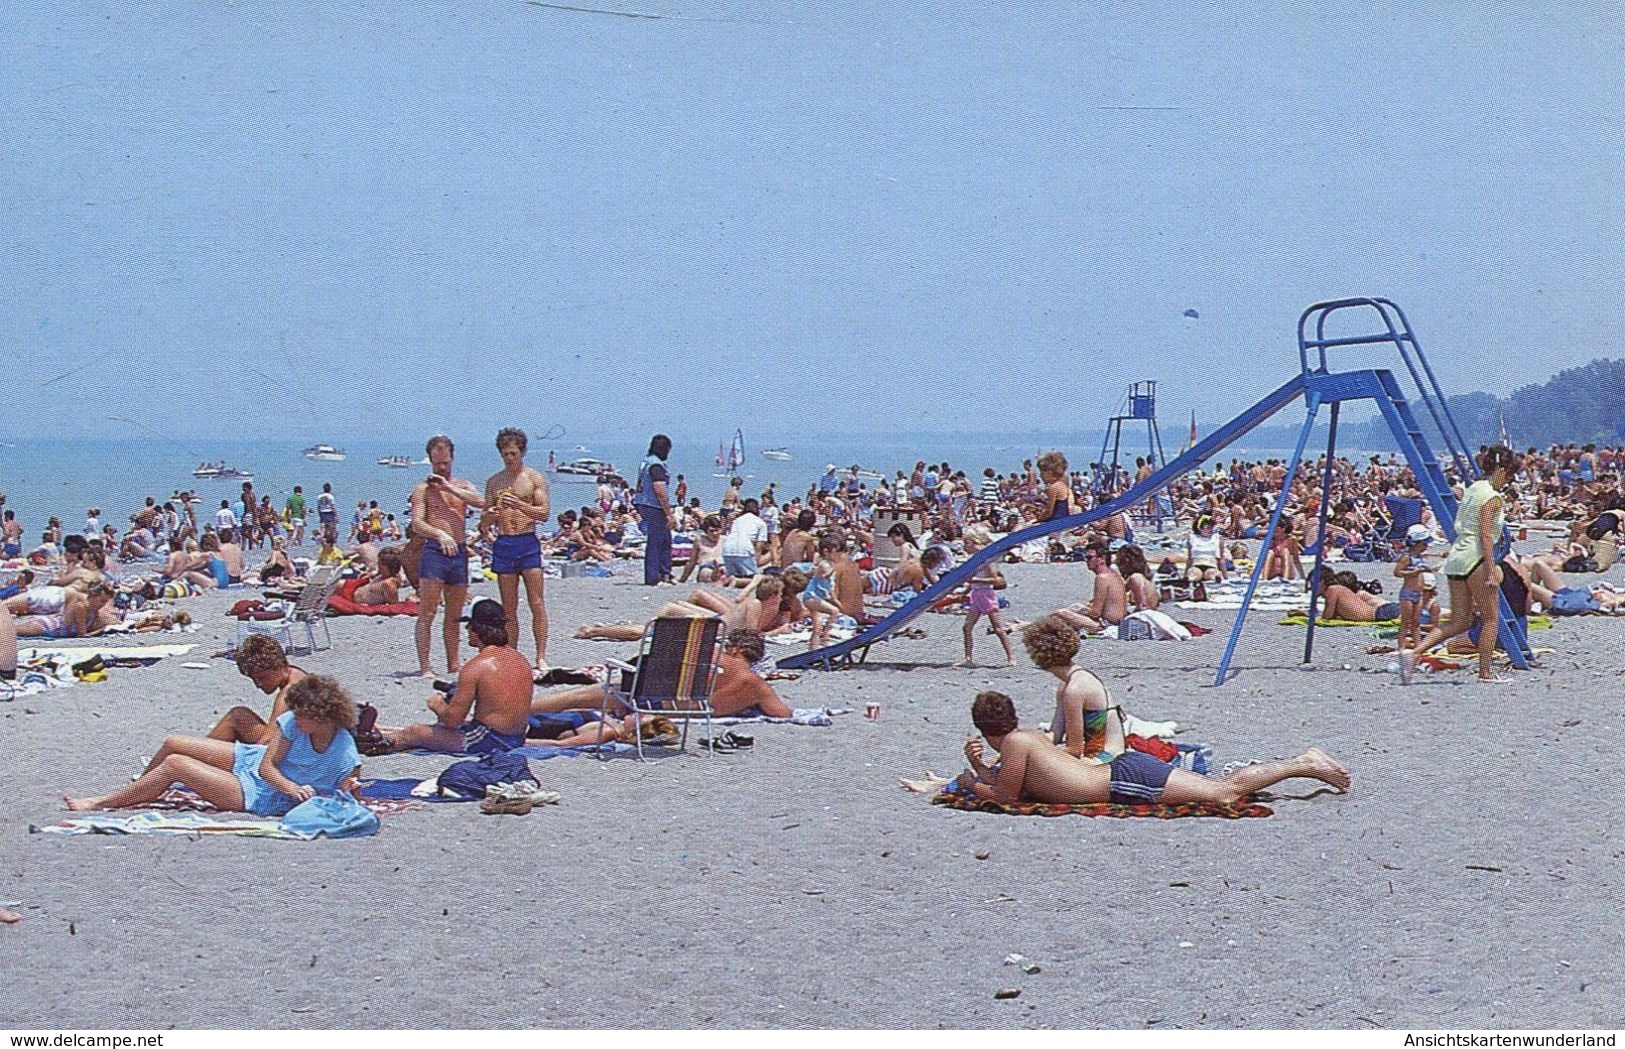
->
[377, 455, 417, 468]
[551, 457, 621, 483]
[713, 428, 746, 478]
[217, 466, 254, 480]
[303, 444, 347, 462]
[761, 447, 792, 462]
[193, 461, 222, 478]
[571, 444, 591, 452]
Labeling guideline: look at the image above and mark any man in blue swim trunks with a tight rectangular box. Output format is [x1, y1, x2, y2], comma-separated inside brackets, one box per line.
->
[921, 691, 1350, 806]
[410, 434, 488, 678]
[482, 427, 552, 671]
[380, 599, 534, 754]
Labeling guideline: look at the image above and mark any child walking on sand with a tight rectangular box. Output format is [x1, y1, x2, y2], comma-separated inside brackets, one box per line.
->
[955, 559, 1014, 667]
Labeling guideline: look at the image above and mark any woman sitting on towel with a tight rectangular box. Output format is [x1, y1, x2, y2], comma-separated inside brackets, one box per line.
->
[65, 674, 360, 815]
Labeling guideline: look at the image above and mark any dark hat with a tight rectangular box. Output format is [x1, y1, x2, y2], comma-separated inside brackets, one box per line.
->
[461, 597, 505, 625]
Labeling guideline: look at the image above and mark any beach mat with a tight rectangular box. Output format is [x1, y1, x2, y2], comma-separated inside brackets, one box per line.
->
[35, 811, 302, 839]
[931, 792, 1272, 819]
[714, 706, 849, 727]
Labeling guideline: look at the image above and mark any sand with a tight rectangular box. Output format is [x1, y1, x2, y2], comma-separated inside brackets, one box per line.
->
[3, 549, 1622, 1029]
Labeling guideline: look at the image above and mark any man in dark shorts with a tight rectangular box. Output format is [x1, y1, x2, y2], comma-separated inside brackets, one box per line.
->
[380, 599, 534, 755]
[909, 691, 1350, 805]
[410, 435, 487, 678]
[481, 427, 552, 671]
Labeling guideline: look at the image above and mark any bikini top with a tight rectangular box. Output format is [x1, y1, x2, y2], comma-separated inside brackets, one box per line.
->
[1052, 666, 1121, 758]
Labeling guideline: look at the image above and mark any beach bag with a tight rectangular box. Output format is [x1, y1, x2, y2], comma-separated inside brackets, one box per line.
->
[1585, 512, 1620, 541]
[1549, 587, 1600, 615]
[278, 791, 380, 839]
[1118, 616, 1156, 641]
[436, 753, 536, 800]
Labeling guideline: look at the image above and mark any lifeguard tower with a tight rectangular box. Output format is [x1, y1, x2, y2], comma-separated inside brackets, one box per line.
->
[1097, 380, 1173, 530]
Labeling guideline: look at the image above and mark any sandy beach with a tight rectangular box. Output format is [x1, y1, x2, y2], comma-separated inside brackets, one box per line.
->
[3, 546, 1621, 1030]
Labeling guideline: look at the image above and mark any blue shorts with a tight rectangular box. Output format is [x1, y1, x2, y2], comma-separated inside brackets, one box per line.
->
[459, 720, 527, 755]
[419, 544, 470, 586]
[1398, 587, 1423, 604]
[232, 742, 297, 816]
[1108, 751, 1176, 805]
[1375, 601, 1401, 621]
[490, 533, 542, 575]
[1, 543, 19, 558]
[723, 554, 758, 577]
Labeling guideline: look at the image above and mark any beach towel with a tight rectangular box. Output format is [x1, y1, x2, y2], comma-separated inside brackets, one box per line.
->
[930, 792, 1272, 819]
[37, 811, 303, 839]
[1277, 613, 1552, 630]
[712, 706, 850, 727]
[409, 741, 633, 761]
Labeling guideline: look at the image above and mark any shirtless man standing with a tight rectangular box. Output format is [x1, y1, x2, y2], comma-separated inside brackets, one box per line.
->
[410, 434, 487, 678]
[481, 428, 551, 671]
[381, 598, 534, 754]
[908, 691, 1349, 806]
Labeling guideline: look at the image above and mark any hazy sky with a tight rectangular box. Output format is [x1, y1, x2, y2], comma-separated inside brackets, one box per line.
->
[6, 1, 1620, 441]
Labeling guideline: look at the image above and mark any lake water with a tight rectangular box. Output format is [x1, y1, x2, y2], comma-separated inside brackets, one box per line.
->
[0, 430, 1363, 538]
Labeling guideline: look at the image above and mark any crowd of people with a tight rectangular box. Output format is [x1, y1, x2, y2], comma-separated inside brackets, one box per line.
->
[6, 431, 1621, 817]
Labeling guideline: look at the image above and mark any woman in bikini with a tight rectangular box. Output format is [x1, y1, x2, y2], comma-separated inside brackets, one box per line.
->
[1020, 615, 1126, 762]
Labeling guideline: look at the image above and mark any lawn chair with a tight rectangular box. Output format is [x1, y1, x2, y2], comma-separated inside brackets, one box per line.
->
[597, 613, 724, 760]
[234, 564, 342, 655]
[1381, 495, 1423, 556]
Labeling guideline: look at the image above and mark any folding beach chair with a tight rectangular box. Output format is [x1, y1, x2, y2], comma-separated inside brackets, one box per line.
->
[1381, 495, 1423, 555]
[234, 564, 342, 655]
[597, 612, 724, 760]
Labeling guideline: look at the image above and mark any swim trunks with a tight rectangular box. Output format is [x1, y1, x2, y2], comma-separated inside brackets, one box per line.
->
[31, 614, 72, 640]
[459, 720, 527, 755]
[1107, 751, 1176, 805]
[418, 544, 470, 586]
[1, 543, 19, 558]
[490, 533, 542, 575]
[1397, 587, 1423, 604]
[1374, 601, 1401, 621]
[722, 554, 758, 577]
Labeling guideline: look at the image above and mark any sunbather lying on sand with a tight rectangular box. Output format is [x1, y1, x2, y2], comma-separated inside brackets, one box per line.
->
[903, 691, 1349, 806]
[534, 629, 791, 719]
[352, 547, 407, 606]
[65, 675, 361, 814]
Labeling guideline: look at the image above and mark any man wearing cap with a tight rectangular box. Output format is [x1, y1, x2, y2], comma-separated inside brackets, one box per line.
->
[378, 598, 534, 755]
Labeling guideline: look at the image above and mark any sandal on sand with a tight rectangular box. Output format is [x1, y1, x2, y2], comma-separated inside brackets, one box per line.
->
[723, 731, 754, 749]
[480, 796, 534, 816]
[699, 736, 736, 753]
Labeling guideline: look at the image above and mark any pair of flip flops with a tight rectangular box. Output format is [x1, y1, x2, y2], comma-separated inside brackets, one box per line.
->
[699, 731, 754, 753]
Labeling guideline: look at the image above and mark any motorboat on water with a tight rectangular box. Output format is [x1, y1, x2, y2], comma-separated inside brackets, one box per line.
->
[550, 457, 622, 483]
[377, 455, 418, 468]
[761, 447, 792, 461]
[193, 461, 253, 479]
[304, 444, 347, 461]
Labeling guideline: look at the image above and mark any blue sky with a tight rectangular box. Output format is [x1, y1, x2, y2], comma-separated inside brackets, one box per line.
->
[5, 1, 1619, 441]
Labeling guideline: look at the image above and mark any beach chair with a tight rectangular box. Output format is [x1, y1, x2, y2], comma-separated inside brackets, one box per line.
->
[234, 564, 342, 655]
[597, 613, 724, 760]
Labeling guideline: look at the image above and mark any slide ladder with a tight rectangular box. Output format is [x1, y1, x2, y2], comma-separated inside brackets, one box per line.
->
[1214, 299, 1532, 682]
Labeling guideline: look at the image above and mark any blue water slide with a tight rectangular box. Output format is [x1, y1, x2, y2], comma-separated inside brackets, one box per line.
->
[776, 373, 1310, 670]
